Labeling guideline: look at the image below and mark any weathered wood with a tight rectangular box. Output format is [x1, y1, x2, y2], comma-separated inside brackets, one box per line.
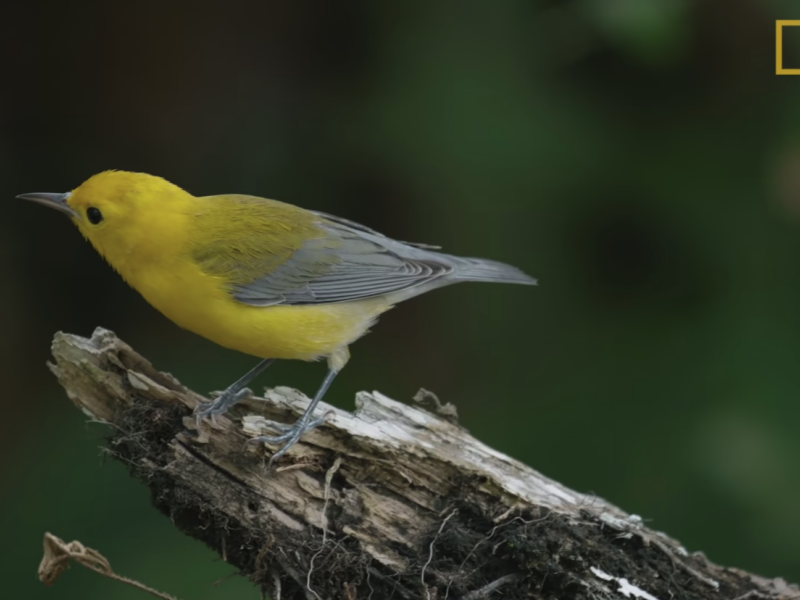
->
[49, 328, 799, 600]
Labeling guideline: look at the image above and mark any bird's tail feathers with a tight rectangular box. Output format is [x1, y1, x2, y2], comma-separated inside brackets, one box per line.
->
[449, 256, 537, 286]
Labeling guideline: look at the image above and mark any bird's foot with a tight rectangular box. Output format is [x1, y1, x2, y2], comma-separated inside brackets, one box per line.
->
[247, 412, 331, 466]
[194, 387, 253, 429]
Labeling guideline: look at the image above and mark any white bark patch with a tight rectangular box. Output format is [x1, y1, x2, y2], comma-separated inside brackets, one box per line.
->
[590, 567, 660, 600]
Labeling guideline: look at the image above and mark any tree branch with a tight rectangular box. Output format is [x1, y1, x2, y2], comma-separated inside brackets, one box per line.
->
[47, 328, 799, 600]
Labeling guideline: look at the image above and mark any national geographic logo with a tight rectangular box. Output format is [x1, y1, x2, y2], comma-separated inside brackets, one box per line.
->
[777, 21, 800, 74]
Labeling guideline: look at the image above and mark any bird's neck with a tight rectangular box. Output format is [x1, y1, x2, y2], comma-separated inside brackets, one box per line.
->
[94, 204, 196, 289]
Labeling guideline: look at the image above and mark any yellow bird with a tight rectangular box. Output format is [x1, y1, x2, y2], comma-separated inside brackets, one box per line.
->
[19, 171, 536, 462]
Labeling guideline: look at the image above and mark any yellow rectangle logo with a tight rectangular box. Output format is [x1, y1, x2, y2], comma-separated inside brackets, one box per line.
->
[777, 20, 800, 74]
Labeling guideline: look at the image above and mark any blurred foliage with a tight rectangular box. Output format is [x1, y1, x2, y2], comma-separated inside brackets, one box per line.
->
[1, 0, 799, 598]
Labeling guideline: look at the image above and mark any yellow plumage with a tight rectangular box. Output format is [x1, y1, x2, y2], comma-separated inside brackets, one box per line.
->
[68, 172, 387, 363]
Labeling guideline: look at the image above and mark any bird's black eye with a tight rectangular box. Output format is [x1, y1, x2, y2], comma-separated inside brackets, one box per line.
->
[87, 207, 103, 224]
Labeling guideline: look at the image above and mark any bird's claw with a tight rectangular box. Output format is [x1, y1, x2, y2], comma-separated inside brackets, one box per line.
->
[194, 387, 253, 429]
[247, 413, 331, 465]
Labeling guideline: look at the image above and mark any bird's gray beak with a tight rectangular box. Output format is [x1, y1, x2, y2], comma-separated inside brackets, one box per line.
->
[16, 192, 79, 219]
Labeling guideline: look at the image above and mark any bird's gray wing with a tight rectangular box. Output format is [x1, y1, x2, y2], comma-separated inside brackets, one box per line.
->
[231, 216, 452, 306]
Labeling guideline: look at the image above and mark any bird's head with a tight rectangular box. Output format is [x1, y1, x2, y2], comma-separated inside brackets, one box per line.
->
[18, 170, 194, 269]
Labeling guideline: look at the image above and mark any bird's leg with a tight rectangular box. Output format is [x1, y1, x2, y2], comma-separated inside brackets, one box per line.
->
[194, 358, 276, 426]
[248, 367, 339, 465]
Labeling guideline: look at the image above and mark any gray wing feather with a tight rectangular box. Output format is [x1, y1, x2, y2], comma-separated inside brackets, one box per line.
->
[232, 218, 452, 306]
[310, 210, 442, 250]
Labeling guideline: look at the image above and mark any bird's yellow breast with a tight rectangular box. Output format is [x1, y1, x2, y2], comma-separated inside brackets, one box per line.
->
[124, 254, 391, 361]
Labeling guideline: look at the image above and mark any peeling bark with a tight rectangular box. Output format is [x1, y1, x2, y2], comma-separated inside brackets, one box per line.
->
[48, 328, 799, 600]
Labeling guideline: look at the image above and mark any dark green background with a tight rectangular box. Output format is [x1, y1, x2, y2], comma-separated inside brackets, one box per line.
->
[2, 1, 799, 598]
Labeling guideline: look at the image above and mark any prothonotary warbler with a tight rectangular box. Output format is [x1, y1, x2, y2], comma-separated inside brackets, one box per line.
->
[18, 171, 536, 463]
